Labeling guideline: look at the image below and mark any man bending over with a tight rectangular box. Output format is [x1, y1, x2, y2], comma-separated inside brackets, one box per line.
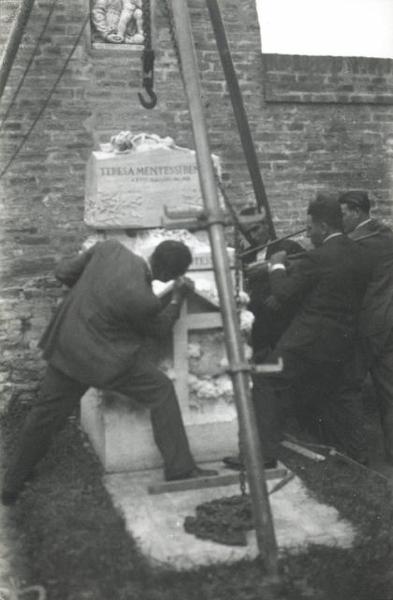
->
[2, 239, 217, 505]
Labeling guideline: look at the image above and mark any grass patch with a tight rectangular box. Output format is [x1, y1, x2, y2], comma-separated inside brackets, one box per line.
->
[1, 398, 393, 600]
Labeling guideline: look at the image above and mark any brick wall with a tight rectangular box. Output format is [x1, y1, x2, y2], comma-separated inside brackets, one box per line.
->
[0, 0, 392, 407]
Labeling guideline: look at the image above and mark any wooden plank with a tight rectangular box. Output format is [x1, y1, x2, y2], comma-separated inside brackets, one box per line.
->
[281, 440, 326, 462]
[148, 465, 288, 495]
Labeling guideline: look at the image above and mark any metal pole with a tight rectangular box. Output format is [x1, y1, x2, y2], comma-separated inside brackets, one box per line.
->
[169, 0, 278, 576]
[205, 0, 276, 240]
[240, 227, 307, 259]
[0, 0, 36, 99]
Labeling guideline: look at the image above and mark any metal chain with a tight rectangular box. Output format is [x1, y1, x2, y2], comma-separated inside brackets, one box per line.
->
[161, 0, 183, 77]
[138, 0, 157, 108]
[142, 0, 152, 48]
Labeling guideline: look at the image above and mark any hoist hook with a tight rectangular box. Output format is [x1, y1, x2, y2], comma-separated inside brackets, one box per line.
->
[138, 83, 157, 109]
[138, 45, 157, 109]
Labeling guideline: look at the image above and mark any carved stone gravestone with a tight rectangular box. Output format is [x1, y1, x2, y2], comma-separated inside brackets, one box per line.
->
[85, 133, 222, 229]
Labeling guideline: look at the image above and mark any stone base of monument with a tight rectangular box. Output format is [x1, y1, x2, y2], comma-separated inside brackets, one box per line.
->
[81, 388, 239, 472]
[103, 463, 355, 570]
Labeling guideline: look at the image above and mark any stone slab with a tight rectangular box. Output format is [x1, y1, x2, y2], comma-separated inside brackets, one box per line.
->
[85, 146, 221, 229]
[81, 389, 239, 472]
[82, 230, 236, 271]
[104, 462, 356, 570]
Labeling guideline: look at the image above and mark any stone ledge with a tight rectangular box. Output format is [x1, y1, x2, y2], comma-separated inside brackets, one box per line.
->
[81, 389, 239, 473]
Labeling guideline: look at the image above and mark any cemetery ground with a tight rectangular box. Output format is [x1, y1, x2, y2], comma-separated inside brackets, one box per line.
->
[0, 394, 393, 600]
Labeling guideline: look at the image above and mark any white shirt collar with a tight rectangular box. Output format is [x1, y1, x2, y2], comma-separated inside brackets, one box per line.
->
[355, 218, 372, 230]
[323, 232, 343, 243]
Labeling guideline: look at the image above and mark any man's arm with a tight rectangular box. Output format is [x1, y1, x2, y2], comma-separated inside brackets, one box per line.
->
[55, 244, 96, 288]
[132, 277, 194, 338]
[268, 250, 319, 304]
[139, 301, 182, 339]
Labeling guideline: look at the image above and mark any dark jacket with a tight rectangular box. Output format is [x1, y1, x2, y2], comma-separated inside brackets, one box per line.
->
[349, 219, 393, 354]
[247, 238, 305, 360]
[270, 234, 370, 364]
[39, 240, 180, 387]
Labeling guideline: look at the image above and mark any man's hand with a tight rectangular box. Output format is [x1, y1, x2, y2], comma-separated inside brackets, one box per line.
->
[171, 276, 195, 303]
[245, 260, 269, 277]
[269, 250, 287, 265]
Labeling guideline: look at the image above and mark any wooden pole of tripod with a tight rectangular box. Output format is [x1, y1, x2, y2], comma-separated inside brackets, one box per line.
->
[169, 0, 278, 577]
[0, 0, 36, 99]
[206, 0, 276, 240]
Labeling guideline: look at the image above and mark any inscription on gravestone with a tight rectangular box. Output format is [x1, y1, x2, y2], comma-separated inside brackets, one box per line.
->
[85, 144, 220, 229]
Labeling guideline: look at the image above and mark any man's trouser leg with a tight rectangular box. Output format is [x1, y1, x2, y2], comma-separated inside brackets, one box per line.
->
[252, 373, 291, 463]
[252, 350, 366, 460]
[252, 350, 307, 462]
[3, 365, 87, 495]
[112, 350, 195, 480]
[321, 351, 367, 462]
[370, 331, 393, 464]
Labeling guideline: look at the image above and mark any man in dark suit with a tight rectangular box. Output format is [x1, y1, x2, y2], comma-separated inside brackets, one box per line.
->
[247, 238, 305, 364]
[253, 195, 371, 464]
[2, 239, 216, 505]
[237, 206, 305, 362]
[339, 190, 393, 465]
[223, 236, 305, 471]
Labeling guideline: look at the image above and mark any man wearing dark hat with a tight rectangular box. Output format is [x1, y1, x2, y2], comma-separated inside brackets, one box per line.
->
[2, 239, 217, 505]
[339, 191, 393, 465]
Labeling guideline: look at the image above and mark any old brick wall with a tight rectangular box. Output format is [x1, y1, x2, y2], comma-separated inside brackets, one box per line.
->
[0, 0, 392, 408]
[0, 0, 93, 406]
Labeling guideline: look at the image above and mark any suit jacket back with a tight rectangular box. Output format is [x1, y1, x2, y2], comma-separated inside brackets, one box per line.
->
[270, 235, 370, 363]
[349, 219, 393, 352]
[39, 240, 161, 387]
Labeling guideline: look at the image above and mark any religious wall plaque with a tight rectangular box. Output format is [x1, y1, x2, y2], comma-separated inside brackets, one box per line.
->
[84, 133, 222, 229]
[91, 0, 144, 45]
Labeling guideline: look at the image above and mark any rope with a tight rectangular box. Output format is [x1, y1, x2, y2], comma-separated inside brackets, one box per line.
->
[0, 0, 58, 130]
[0, 12, 89, 180]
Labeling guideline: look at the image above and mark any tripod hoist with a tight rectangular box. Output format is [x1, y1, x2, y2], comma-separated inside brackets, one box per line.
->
[136, 0, 299, 577]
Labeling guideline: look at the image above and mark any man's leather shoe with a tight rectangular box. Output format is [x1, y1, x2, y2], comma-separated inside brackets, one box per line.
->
[223, 455, 277, 470]
[166, 466, 218, 482]
[223, 455, 243, 470]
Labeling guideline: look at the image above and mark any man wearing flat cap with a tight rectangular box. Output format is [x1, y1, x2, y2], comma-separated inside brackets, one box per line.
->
[339, 191, 393, 466]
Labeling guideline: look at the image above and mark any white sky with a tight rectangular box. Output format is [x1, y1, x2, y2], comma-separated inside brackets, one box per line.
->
[256, 0, 393, 58]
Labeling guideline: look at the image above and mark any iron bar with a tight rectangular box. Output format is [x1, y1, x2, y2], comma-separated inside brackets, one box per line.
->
[240, 227, 307, 258]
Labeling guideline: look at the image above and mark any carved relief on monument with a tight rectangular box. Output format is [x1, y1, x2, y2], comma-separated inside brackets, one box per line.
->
[90, 0, 144, 45]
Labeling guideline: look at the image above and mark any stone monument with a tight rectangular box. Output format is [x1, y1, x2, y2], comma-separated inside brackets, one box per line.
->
[81, 132, 252, 472]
